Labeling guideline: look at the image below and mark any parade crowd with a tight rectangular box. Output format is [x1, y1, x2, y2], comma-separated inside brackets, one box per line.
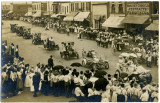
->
[1, 40, 158, 102]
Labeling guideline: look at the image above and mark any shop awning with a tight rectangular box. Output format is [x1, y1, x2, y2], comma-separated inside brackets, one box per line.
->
[94, 15, 101, 20]
[102, 16, 125, 28]
[51, 14, 65, 18]
[25, 12, 32, 17]
[74, 12, 90, 22]
[8, 11, 13, 14]
[43, 12, 50, 16]
[122, 15, 149, 24]
[63, 12, 78, 21]
[145, 20, 159, 31]
[32, 11, 41, 17]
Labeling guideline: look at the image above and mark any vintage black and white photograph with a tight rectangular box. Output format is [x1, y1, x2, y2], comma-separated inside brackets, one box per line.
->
[1, 1, 159, 102]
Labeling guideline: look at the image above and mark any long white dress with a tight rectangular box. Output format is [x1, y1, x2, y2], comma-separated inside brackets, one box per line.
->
[29, 73, 35, 92]
[25, 72, 30, 87]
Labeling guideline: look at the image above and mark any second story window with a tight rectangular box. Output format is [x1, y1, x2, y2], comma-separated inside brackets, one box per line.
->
[119, 3, 123, 13]
[111, 3, 115, 13]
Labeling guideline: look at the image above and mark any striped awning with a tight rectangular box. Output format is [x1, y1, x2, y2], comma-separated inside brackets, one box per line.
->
[145, 20, 159, 31]
[74, 12, 90, 22]
[102, 16, 125, 28]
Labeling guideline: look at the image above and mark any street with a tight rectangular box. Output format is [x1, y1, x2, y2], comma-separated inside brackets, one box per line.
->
[2, 20, 158, 102]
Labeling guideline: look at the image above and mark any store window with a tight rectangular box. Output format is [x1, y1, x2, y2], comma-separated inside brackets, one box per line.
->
[119, 3, 123, 13]
[153, 1, 159, 14]
[75, 3, 79, 11]
[111, 3, 115, 13]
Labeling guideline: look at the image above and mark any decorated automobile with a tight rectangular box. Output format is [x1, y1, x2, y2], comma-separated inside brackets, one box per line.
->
[115, 52, 152, 84]
[82, 49, 109, 70]
[60, 41, 79, 60]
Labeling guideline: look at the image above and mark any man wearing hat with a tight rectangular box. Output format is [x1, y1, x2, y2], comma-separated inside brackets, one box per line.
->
[48, 55, 54, 70]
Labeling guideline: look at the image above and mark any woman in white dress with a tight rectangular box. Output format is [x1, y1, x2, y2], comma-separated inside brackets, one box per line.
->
[29, 70, 35, 92]
[101, 87, 111, 102]
[25, 68, 31, 88]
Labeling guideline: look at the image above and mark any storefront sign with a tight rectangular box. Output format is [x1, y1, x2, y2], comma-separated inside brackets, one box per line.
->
[126, 3, 150, 15]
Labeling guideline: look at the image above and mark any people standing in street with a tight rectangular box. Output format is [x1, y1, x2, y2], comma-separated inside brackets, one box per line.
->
[48, 55, 54, 70]
[66, 27, 70, 36]
[33, 72, 41, 97]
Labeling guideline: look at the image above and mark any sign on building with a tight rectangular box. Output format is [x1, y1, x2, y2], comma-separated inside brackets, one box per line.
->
[126, 2, 150, 15]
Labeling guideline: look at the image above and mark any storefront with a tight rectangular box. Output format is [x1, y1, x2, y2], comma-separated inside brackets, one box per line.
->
[102, 16, 125, 34]
[63, 12, 78, 26]
[122, 2, 151, 35]
[122, 15, 150, 35]
[74, 12, 90, 28]
[145, 20, 159, 39]
[32, 11, 41, 18]
[51, 13, 66, 25]
[92, 3, 108, 29]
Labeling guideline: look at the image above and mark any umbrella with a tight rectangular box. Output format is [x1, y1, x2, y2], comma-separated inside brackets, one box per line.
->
[95, 78, 109, 91]
[129, 53, 137, 58]
[53, 65, 64, 70]
[120, 72, 128, 79]
[94, 70, 107, 78]
[120, 52, 129, 57]
[70, 62, 82, 67]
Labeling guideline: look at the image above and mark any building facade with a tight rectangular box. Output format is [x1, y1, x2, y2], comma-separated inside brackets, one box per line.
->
[2, 3, 10, 15]
[102, 2, 126, 33]
[32, 2, 47, 17]
[10, 3, 31, 17]
[122, 2, 154, 35]
[92, 2, 108, 29]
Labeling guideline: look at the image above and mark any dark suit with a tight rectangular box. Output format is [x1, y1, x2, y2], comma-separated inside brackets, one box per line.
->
[33, 73, 40, 97]
[48, 58, 54, 69]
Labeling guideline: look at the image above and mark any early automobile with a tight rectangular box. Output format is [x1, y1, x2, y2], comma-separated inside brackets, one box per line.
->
[60, 41, 79, 60]
[82, 49, 109, 70]
[32, 33, 43, 45]
[10, 24, 18, 33]
[23, 28, 32, 39]
[43, 38, 59, 50]
[115, 53, 152, 84]
[16, 25, 25, 36]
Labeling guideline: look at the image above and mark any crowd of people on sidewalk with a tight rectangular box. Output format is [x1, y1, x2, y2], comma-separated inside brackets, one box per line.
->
[1, 40, 158, 102]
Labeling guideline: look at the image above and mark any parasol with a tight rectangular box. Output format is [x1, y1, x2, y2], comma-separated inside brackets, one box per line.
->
[120, 72, 128, 78]
[53, 65, 64, 70]
[129, 53, 137, 58]
[94, 70, 107, 78]
[70, 62, 82, 67]
[94, 78, 109, 91]
[120, 52, 129, 57]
